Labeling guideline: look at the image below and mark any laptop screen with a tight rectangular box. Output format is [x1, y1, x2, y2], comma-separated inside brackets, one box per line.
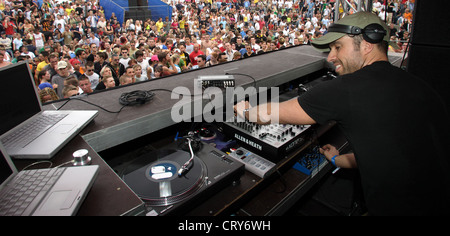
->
[0, 62, 41, 136]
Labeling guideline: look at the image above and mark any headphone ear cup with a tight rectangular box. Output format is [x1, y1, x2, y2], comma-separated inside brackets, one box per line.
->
[362, 23, 386, 44]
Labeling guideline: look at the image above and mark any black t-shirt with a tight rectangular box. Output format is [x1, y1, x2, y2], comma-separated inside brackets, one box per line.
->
[298, 61, 450, 215]
[75, 7, 84, 16]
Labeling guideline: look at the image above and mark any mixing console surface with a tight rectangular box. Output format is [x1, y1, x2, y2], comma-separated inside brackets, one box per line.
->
[222, 119, 311, 162]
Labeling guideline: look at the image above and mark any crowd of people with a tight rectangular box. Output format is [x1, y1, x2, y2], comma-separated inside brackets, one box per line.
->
[0, 0, 415, 103]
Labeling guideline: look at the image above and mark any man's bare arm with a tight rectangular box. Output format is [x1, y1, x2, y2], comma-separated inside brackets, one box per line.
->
[234, 98, 316, 125]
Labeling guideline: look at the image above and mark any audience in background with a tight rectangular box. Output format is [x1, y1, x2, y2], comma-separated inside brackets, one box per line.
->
[0, 0, 413, 103]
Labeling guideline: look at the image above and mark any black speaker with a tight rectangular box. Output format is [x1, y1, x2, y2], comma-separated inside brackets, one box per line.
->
[407, 0, 450, 111]
[125, 9, 151, 22]
[128, 0, 138, 7]
[124, 10, 138, 20]
[409, 0, 450, 47]
[137, 0, 148, 7]
[128, 0, 148, 7]
[408, 44, 450, 108]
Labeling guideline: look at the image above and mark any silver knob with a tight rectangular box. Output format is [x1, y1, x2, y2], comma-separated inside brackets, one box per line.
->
[73, 149, 92, 166]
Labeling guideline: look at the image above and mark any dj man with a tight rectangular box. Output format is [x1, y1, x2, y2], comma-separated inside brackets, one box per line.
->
[234, 12, 450, 215]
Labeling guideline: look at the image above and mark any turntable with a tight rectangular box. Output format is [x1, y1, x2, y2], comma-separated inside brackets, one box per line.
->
[122, 136, 245, 216]
[195, 124, 236, 151]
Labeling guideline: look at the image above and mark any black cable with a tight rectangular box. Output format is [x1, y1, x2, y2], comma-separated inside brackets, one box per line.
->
[274, 170, 288, 193]
[56, 99, 70, 110]
[73, 98, 128, 113]
[56, 96, 127, 113]
[225, 72, 257, 88]
[147, 88, 203, 97]
[55, 87, 202, 115]
[147, 88, 177, 94]
[119, 90, 155, 106]
[400, 37, 411, 70]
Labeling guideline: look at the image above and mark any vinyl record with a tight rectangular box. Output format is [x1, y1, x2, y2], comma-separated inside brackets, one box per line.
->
[122, 150, 207, 206]
[198, 127, 217, 141]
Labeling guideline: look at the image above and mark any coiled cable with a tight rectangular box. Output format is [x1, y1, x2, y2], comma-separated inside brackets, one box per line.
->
[119, 90, 155, 106]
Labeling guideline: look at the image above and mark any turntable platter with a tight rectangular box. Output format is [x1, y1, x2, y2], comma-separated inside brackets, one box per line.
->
[199, 127, 216, 141]
[122, 150, 207, 206]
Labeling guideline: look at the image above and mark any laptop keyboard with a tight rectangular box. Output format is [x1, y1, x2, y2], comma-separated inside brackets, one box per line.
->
[0, 167, 65, 216]
[1, 113, 68, 149]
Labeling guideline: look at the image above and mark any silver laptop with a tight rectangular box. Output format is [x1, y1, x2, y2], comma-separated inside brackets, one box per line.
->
[0, 62, 98, 159]
[0, 141, 99, 216]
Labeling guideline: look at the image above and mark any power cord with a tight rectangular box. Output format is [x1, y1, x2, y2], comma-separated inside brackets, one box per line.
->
[225, 72, 257, 88]
[22, 161, 53, 170]
[55, 83, 210, 113]
[119, 90, 155, 106]
[400, 38, 411, 70]
[58, 97, 127, 113]
[21, 160, 75, 170]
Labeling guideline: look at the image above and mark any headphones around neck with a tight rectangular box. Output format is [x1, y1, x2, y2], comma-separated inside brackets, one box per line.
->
[328, 23, 387, 44]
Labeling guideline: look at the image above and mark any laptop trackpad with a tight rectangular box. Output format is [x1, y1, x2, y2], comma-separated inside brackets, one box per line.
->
[40, 190, 80, 211]
[52, 124, 76, 134]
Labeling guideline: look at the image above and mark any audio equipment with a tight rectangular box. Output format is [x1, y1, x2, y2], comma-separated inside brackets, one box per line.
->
[121, 139, 244, 216]
[196, 75, 235, 89]
[328, 23, 386, 44]
[228, 147, 276, 179]
[407, 0, 450, 112]
[222, 120, 311, 163]
[292, 146, 327, 177]
[125, 0, 151, 22]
